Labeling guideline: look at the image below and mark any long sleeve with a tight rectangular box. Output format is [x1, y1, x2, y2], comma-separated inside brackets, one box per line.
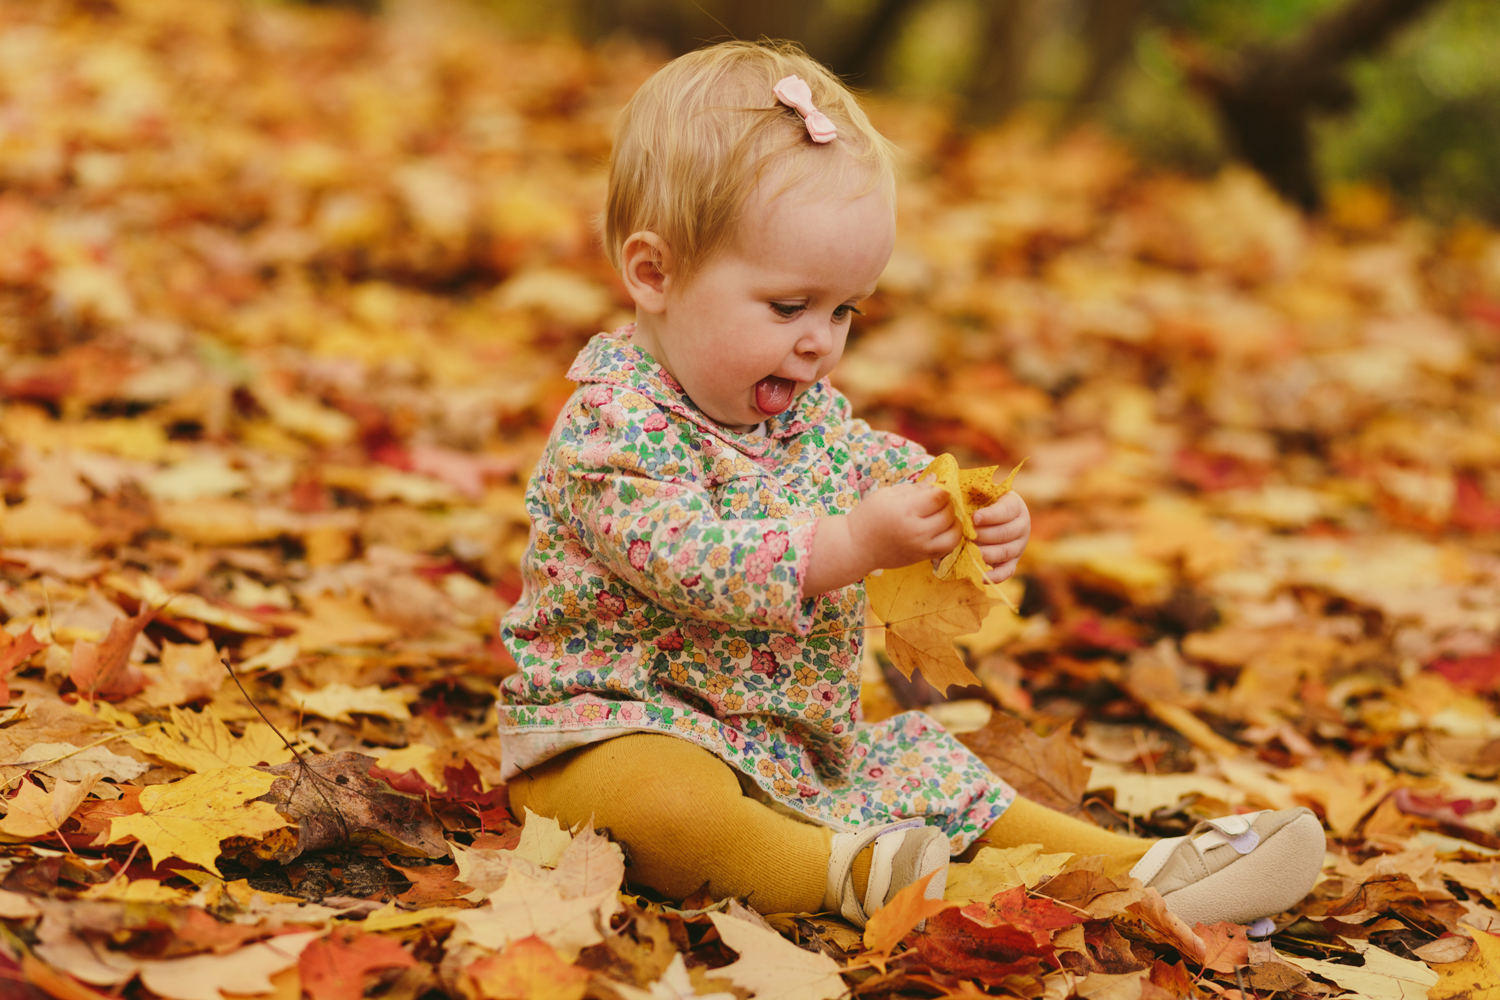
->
[550, 403, 820, 635]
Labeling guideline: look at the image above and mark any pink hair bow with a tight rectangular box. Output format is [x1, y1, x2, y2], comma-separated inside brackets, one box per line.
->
[773, 75, 836, 144]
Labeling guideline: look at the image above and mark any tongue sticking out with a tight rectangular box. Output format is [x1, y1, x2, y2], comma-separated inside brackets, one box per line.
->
[755, 376, 795, 415]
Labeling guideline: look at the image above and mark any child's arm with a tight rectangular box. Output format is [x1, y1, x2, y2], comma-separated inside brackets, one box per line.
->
[803, 483, 962, 597]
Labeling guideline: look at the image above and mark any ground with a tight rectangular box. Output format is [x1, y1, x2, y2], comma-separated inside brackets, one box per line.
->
[2, 1, 1500, 998]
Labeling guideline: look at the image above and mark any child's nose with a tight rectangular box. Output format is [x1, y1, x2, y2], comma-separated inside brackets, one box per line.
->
[795, 321, 835, 359]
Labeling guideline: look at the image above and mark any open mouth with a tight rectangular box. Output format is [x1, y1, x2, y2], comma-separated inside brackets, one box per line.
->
[754, 376, 796, 416]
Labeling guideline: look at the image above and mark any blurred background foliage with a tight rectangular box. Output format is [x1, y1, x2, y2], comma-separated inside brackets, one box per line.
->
[455, 0, 1500, 222]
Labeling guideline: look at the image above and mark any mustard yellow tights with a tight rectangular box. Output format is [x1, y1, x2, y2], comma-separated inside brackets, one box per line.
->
[506, 733, 1150, 914]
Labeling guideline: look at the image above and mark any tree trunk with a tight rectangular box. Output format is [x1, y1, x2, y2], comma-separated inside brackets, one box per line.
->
[963, 0, 1047, 127]
[1189, 0, 1443, 210]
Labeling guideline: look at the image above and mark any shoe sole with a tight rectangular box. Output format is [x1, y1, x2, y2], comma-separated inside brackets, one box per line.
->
[1161, 812, 1325, 926]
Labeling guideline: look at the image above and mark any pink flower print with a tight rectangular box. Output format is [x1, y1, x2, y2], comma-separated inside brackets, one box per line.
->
[685, 622, 713, 645]
[682, 574, 702, 588]
[596, 591, 627, 622]
[643, 412, 668, 432]
[770, 635, 799, 660]
[533, 638, 556, 657]
[583, 385, 614, 407]
[761, 530, 790, 559]
[655, 630, 684, 652]
[744, 548, 774, 584]
[797, 783, 819, 799]
[812, 681, 837, 706]
[627, 539, 651, 570]
[750, 649, 778, 679]
[619, 703, 643, 722]
[724, 728, 744, 748]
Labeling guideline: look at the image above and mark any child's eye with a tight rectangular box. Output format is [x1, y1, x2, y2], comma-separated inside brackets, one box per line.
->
[833, 304, 864, 322]
[770, 301, 805, 318]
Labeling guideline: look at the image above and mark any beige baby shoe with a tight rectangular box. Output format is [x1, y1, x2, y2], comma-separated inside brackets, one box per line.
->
[1129, 807, 1325, 927]
[825, 818, 950, 928]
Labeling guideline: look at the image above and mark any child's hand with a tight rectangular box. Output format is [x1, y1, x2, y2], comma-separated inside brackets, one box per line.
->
[848, 484, 962, 572]
[974, 491, 1030, 583]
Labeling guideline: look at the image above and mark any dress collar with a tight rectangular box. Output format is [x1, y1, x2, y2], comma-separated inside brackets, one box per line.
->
[566, 326, 831, 455]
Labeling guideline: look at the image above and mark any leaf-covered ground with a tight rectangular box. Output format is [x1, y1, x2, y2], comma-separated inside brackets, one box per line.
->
[3, 1, 1500, 998]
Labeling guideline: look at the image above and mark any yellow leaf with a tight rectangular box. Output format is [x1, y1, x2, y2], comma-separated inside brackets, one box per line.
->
[106, 766, 291, 875]
[374, 743, 447, 791]
[945, 844, 1075, 904]
[288, 682, 411, 722]
[131, 706, 294, 773]
[0, 774, 99, 840]
[1430, 929, 1500, 1000]
[706, 911, 846, 1000]
[866, 561, 997, 695]
[141, 640, 225, 707]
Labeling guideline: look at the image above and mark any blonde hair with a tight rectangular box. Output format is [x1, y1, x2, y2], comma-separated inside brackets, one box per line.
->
[604, 40, 898, 282]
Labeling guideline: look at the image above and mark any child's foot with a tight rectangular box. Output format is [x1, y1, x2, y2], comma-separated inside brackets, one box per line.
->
[826, 818, 949, 928]
[1129, 807, 1325, 926]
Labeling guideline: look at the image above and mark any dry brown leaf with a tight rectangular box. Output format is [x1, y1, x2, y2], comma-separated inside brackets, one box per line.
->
[959, 712, 1092, 816]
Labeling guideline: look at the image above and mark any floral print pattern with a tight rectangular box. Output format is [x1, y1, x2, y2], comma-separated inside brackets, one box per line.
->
[498, 327, 1014, 852]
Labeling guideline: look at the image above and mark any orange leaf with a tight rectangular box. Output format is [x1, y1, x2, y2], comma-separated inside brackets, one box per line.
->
[0, 625, 44, 705]
[468, 936, 590, 1000]
[866, 561, 997, 695]
[69, 606, 154, 701]
[862, 868, 957, 971]
[1194, 921, 1250, 975]
[300, 929, 416, 1000]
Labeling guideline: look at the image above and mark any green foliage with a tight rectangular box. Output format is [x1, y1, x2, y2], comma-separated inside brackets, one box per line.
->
[1318, 0, 1500, 220]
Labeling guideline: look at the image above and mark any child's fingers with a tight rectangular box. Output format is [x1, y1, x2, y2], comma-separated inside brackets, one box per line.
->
[984, 558, 1019, 583]
[972, 492, 1027, 526]
[974, 517, 1029, 545]
[980, 539, 1025, 566]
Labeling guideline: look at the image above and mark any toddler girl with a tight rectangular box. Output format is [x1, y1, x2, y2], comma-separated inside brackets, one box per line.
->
[500, 41, 1323, 929]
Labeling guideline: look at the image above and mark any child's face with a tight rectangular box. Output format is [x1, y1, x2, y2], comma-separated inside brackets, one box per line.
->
[631, 175, 895, 432]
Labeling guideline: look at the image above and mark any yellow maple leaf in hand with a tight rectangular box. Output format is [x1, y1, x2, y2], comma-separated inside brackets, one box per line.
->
[105, 766, 291, 875]
[866, 455, 1023, 694]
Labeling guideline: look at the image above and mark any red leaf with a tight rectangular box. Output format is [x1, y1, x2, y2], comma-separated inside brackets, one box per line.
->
[914, 907, 1051, 983]
[1194, 921, 1250, 974]
[1175, 448, 1264, 492]
[300, 930, 415, 1000]
[69, 607, 155, 701]
[0, 626, 45, 704]
[1427, 651, 1500, 694]
[1452, 474, 1500, 532]
[863, 869, 957, 970]
[962, 885, 1088, 950]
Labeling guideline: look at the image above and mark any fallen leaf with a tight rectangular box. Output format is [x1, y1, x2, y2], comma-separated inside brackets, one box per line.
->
[105, 766, 292, 874]
[1283, 940, 1439, 999]
[0, 626, 45, 696]
[959, 712, 1092, 816]
[1194, 922, 1249, 975]
[130, 705, 295, 773]
[945, 843, 1074, 903]
[134, 930, 319, 1000]
[0, 774, 99, 840]
[1428, 929, 1500, 1000]
[254, 752, 449, 861]
[287, 682, 412, 722]
[70, 605, 154, 701]
[299, 929, 415, 1000]
[141, 640, 224, 707]
[515, 806, 573, 866]
[467, 936, 590, 1000]
[1, 740, 149, 783]
[867, 561, 996, 694]
[611, 953, 737, 1000]
[863, 868, 957, 969]
[706, 910, 846, 1000]
[449, 867, 619, 961]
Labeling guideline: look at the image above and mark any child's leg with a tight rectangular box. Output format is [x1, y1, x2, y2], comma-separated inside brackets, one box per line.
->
[966, 796, 1151, 877]
[507, 732, 836, 914]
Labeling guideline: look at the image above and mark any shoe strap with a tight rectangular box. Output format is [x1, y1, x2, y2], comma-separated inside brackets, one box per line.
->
[825, 817, 923, 926]
[1128, 810, 1267, 886]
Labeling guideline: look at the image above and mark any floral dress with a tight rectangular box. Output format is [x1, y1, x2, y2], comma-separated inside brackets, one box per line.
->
[498, 327, 1014, 853]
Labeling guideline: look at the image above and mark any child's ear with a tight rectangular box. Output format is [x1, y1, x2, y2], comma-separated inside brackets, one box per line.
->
[621, 231, 672, 313]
